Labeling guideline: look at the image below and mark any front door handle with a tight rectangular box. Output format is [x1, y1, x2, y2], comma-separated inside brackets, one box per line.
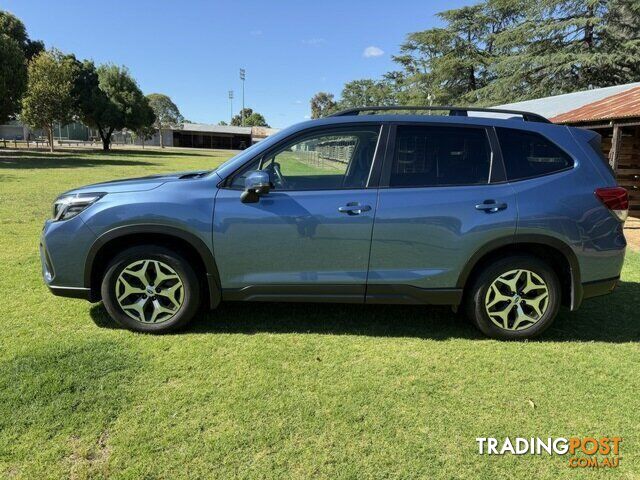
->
[475, 200, 507, 213]
[338, 202, 372, 215]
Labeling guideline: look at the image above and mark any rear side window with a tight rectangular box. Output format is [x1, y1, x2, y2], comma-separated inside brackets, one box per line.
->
[389, 126, 491, 187]
[496, 128, 573, 181]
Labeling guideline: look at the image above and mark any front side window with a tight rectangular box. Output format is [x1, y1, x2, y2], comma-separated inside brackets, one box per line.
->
[496, 127, 573, 181]
[389, 125, 492, 187]
[230, 127, 380, 190]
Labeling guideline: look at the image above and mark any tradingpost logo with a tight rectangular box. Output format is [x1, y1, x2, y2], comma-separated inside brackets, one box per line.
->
[476, 437, 622, 468]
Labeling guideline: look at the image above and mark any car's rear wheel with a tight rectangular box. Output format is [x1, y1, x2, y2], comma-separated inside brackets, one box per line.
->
[466, 255, 560, 340]
[101, 245, 200, 333]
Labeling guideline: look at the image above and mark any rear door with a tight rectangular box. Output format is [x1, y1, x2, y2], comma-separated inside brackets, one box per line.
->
[366, 123, 517, 303]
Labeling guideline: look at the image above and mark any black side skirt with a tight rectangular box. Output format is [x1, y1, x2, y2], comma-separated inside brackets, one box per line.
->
[222, 284, 463, 306]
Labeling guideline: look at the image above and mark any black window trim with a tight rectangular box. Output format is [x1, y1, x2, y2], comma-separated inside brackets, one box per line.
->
[493, 126, 576, 183]
[379, 122, 503, 189]
[220, 122, 389, 192]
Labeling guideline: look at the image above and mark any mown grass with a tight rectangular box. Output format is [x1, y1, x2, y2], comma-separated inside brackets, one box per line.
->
[0, 146, 639, 479]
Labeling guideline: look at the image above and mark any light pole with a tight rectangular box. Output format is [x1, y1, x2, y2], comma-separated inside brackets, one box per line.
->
[239, 68, 246, 126]
[228, 90, 234, 124]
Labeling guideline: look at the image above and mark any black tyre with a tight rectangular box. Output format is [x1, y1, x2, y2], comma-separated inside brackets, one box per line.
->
[465, 255, 560, 340]
[101, 245, 200, 333]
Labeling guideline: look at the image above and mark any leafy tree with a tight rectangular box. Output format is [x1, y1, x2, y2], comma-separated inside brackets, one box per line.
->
[21, 50, 76, 152]
[473, 0, 640, 103]
[476, 1, 606, 102]
[0, 11, 43, 60]
[338, 79, 397, 108]
[218, 120, 228, 126]
[0, 10, 43, 122]
[231, 108, 269, 127]
[0, 34, 26, 123]
[76, 64, 155, 150]
[392, 1, 524, 105]
[310, 92, 337, 118]
[132, 122, 156, 148]
[146, 93, 183, 148]
[317, 0, 640, 108]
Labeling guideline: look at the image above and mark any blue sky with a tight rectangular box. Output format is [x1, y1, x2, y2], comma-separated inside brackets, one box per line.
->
[3, 0, 477, 128]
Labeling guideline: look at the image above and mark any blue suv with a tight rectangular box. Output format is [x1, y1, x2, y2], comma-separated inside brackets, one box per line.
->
[40, 106, 628, 339]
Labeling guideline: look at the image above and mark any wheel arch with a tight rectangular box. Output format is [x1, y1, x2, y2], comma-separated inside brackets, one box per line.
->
[85, 224, 221, 309]
[457, 234, 583, 310]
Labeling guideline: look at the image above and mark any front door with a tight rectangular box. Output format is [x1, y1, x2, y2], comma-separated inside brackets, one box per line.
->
[213, 124, 384, 302]
[367, 123, 517, 302]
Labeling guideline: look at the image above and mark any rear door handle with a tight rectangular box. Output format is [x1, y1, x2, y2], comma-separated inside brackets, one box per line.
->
[338, 202, 372, 215]
[475, 200, 507, 213]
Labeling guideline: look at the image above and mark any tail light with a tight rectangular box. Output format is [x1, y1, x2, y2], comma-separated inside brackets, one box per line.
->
[595, 187, 629, 221]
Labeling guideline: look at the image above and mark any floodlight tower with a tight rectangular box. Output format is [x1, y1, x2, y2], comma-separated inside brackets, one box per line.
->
[228, 90, 234, 124]
[239, 68, 246, 126]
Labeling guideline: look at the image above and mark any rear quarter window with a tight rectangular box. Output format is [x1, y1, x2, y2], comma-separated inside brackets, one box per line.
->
[496, 127, 574, 181]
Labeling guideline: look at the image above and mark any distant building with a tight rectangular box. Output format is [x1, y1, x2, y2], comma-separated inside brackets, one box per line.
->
[498, 83, 640, 215]
[172, 123, 252, 149]
[0, 120, 279, 150]
[0, 120, 90, 141]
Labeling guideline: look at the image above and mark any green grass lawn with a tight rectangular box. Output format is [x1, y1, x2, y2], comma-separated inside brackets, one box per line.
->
[0, 147, 639, 479]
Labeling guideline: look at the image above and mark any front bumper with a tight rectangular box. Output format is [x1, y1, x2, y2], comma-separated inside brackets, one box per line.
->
[40, 216, 97, 300]
[46, 284, 93, 300]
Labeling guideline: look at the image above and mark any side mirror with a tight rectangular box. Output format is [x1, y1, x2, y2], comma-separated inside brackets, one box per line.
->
[241, 170, 271, 203]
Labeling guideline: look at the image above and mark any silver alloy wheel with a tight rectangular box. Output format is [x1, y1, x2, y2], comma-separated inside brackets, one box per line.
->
[115, 259, 184, 324]
[484, 269, 549, 331]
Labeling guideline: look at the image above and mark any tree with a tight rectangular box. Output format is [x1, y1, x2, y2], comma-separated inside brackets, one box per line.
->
[0, 10, 43, 122]
[339, 79, 397, 108]
[21, 50, 76, 152]
[231, 108, 269, 127]
[146, 93, 183, 148]
[217, 120, 228, 126]
[76, 64, 155, 151]
[0, 35, 26, 123]
[320, 0, 640, 108]
[474, 0, 640, 104]
[310, 92, 337, 118]
[132, 122, 156, 148]
[391, 1, 524, 105]
[0, 11, 43, 60]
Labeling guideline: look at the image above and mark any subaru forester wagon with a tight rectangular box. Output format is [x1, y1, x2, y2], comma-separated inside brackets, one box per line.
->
[40, 106, 628, 339]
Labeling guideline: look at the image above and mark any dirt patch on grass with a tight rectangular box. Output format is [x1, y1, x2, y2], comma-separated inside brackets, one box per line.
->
[625, 216, 640, 251]
[68, 431, 111, 479]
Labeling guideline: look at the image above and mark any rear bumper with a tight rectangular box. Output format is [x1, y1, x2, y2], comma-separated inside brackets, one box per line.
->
[581, 276, 619, 301]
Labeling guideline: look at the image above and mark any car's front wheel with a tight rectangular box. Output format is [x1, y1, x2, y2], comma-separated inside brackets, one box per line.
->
[101, 245, 200, 333]
[466, 255, 561, 340]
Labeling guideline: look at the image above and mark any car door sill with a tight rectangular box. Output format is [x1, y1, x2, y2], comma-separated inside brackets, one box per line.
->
[222, 284, 462, 305]
[222, 284, 365, 303]
[366, 285, 462, 305]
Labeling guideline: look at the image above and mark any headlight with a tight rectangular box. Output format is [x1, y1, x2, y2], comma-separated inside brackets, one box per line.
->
[52, 192, 106, 221]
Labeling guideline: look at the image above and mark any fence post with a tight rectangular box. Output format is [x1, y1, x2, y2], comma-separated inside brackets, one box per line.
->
[609, 124, 621, 172]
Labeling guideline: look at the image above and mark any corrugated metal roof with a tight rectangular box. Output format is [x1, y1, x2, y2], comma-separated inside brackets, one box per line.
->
[495, 83, 640, 119]
[551, 86, 640, 124]
[180, 123, 252, 135]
